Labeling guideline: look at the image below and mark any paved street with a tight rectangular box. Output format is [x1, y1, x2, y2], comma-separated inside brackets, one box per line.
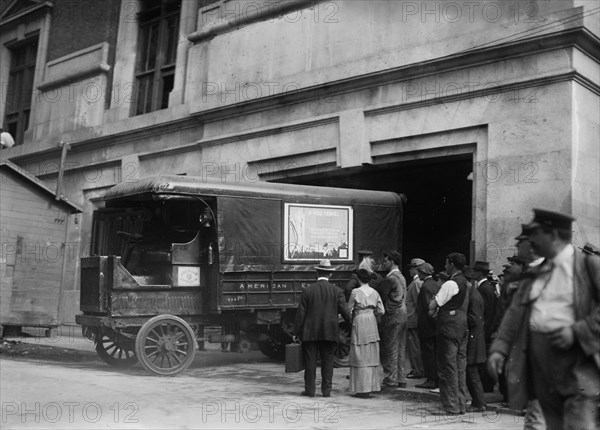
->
[1, 334, 525, 429]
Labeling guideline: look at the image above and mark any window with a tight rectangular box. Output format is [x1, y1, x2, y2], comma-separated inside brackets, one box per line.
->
[4, 37, 38, 146]
[134, 0, 181, 116]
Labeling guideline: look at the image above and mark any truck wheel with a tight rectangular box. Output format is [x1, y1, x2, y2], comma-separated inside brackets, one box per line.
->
[257, 326, 289, 361]
[95, 327, 138, 368]
[135, 315, 197, 376]
[333, 322, 351, 368]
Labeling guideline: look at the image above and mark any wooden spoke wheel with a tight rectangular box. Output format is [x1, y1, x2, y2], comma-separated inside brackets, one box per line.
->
[333, 321, 351, 368]
[135, 315, 197, 376]
[95, 328, 138, 368]
[257, 326, 290, 361]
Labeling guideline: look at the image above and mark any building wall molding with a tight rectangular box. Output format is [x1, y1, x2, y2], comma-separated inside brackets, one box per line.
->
[189, 0, 324, 44]
[7, 29, 598, 170]
[364, 71, 598, 118]
[248, 147, 337, 181]
[8, 114, 202, 165]
[37, 42, 110, 91]
[192, 28, 599, 122]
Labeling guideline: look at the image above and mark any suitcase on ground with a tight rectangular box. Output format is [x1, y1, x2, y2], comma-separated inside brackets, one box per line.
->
[285, 342, 304, 373]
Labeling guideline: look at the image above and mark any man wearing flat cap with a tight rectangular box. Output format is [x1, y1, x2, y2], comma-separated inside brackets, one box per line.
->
[489, 209, 600, 429]
[415, 262, 440, 389]
[294, 259, 351, 398]
[375, 250, 408, 389]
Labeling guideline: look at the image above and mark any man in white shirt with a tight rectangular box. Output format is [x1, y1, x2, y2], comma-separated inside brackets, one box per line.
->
[375, 250, 408, 389]
[429, 252, 469, 415]
[488, 209, 600, 429]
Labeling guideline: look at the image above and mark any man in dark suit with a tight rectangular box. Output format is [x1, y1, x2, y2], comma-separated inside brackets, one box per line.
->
[415, 262, 440, 389]
[463, 266, 487, 413]
[294, 259, 351, 398]
[471, 260, 497, 393]
[489, 209, 600, 429]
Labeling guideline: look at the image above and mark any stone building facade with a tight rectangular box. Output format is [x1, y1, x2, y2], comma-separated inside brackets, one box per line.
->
[1, 0, 598, 323]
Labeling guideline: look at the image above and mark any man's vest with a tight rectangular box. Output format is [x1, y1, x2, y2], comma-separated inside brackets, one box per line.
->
[437, 272, 469, 339]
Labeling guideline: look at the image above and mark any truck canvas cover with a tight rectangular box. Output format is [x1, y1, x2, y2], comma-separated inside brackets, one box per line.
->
[103, 175, 403, 272]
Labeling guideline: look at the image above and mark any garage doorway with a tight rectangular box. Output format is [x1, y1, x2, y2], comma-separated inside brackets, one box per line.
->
[280, 154, 473, 276]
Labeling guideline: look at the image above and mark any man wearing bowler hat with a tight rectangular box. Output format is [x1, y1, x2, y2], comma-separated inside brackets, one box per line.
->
[472, 260, 498, 393]
[375, 250, 408, 389]
[294, 259, 351, 398]
[488, 209, 600, 429]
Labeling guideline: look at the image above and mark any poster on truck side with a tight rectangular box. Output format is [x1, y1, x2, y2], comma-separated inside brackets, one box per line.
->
[284, 203, 353, 262]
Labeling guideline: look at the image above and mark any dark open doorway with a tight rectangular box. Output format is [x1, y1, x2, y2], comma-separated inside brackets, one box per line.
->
[279, 155, 473, 276]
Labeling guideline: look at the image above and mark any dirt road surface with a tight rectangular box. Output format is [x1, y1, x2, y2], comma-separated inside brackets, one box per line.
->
[1, 337, 526, 430]
[0, 351, 523, 430]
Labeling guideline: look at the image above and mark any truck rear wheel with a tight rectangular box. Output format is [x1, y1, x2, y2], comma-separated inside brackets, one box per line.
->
[333, 321, 351, 368]
[95, 327, 138, 368]
[257, 326, 290, 361]
[135, 315, 197, 376]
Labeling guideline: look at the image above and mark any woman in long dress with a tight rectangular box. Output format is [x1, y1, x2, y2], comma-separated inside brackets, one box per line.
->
[348, 268, 385, 398]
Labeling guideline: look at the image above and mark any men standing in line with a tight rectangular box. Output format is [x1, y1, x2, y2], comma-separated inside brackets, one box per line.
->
[429, 253, 469, 415]
[406, 258, 425, 379]
[375, 250, 408, 390]
[463, 266, 487, 413]
[471, 260, 498, 393]
[415, 262, 440, 389]
[294, 259, 351, 398]
[488, 209, 600, 429]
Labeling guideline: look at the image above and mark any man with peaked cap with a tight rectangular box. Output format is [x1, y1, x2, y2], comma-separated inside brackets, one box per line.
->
[415, 262, 440, 389]
[294, 259, 351, 398]
[471, 260, 498, 393]
[406, 258, 426, 379]
[375, 250, 408, 390]
[498, 228, 547, 429]
[488, 209, 600, 429]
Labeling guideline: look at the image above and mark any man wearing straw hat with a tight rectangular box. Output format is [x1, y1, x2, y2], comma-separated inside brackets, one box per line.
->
[294, 259, 351, 398]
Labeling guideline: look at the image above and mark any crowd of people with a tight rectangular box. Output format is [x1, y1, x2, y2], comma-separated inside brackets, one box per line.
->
[293, 208, 600, 429]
